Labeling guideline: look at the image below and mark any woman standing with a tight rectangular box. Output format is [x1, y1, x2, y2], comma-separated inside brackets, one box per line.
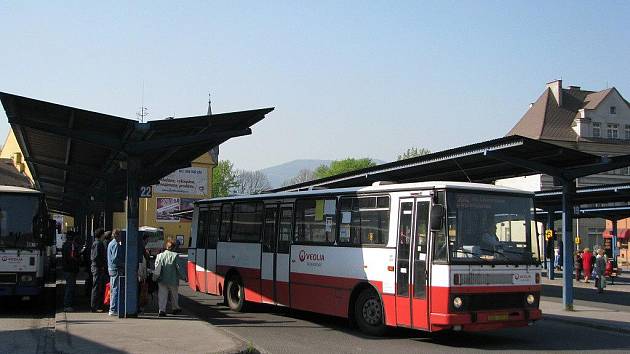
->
[582, 248, 594, 283]
[574, 251, 583, 281]
[594, 248, 607, 293]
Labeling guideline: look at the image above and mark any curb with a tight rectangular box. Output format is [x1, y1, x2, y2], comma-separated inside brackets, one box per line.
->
[543, 314, 630, 335]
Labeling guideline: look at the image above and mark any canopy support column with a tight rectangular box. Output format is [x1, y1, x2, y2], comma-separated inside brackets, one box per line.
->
[123, 157, 141, 318]
[612, 219, 618, 263]
[561, 180, 575, 311]
[546, 212, 554, 279]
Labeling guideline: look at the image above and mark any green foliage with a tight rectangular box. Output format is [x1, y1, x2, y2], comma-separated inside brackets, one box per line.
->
[313, 158, 376, 179]
[212, 160, 238, 197]
[397, 147, 431, 160]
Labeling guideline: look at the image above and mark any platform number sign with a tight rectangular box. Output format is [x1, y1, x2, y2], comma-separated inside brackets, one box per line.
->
[140, 186, 152, 198]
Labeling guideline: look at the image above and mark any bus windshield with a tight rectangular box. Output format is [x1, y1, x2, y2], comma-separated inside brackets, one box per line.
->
[446, 191, 539, 265]
[0, 194, 42, 248]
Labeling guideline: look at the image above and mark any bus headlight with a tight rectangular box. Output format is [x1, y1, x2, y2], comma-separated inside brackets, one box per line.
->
[20, 275, 34, 283]
[526, 294, 535, 305]
[453, 296, 463, 309]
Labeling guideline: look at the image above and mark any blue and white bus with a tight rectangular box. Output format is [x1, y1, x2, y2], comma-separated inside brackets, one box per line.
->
[0, 185, 54, 299]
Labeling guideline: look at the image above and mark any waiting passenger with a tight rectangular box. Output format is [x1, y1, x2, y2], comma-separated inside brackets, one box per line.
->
[61, 231, 80, 312]
[153, 240, 183, 317]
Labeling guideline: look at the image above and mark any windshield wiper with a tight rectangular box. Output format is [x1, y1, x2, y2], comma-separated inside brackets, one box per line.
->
[478, 247, 511, 261]
[454, 249, 492, 263]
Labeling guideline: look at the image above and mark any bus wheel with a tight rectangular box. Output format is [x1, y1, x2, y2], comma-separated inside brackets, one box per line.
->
[354, 289, 386, 336]
[226, 276, 246, 312]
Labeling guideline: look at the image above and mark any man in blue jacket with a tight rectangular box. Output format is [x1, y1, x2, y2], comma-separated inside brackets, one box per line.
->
[107, 229, 124, 316]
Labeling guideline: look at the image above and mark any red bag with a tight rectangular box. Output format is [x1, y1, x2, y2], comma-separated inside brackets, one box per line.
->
[104, 282, 111, 305]
[605, 261, 613, 277]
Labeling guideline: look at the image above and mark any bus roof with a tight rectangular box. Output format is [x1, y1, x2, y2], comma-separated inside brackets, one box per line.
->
[198, 181, 533, 204]
[0, 185, 41, 194]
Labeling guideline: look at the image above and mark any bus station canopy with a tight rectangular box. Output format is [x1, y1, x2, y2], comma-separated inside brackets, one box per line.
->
[274, 135, 630, 192]
[0, 92, 273, 214]
[535, 183, 630, 212]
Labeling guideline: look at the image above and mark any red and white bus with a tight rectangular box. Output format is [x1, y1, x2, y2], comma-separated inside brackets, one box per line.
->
[187, 182, 542, 334]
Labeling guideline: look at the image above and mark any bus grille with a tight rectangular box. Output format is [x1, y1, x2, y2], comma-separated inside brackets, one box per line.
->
[0, 273, 17, 284]
[458, 273, 514, 285]
[468, 293, 524, 311]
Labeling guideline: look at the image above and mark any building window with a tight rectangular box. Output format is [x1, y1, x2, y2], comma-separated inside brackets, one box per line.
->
[626, 125, 630, 140]
[610, 106, 616, 114]
[592, 122, 601, 137]
[607, 123, 619, 139]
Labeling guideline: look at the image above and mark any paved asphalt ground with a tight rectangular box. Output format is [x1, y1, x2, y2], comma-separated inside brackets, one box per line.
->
[0, 285, 56, 354]
[3, 259, 630, 353]
[178, 284, 630, 354]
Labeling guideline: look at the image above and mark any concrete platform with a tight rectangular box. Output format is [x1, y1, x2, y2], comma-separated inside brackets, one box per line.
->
[54, 308, 247, 354]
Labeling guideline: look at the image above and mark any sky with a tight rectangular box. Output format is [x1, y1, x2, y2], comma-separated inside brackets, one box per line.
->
[1, 1, 629, 171]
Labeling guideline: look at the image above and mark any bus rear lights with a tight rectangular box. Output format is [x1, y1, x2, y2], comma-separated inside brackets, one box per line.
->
[453, 296, 463, 309]
[453, 274, 461, 285]
[526, 294, 535, 305]
[20, 275, 34, 283]
[535, 273, 540, 284]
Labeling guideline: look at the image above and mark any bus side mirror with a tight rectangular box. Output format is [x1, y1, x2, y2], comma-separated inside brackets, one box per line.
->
[430, 204, 445, 231]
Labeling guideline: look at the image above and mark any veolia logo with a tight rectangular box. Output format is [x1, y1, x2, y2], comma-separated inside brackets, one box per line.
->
[299, 250, 325, 262]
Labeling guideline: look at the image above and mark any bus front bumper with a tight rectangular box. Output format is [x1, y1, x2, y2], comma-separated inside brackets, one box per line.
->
[431, 308, 542, 331]
[0, 284, 42, 296]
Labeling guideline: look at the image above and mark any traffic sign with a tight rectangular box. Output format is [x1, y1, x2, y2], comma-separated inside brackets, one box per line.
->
[545, 229, 553, 240]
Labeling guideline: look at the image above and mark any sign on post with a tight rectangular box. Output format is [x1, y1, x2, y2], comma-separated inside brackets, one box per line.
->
[545, 229, 553, 240]
[140, 186, 152, 198]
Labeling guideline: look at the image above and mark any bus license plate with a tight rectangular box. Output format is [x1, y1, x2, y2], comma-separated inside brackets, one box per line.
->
[488, 313, 509, 321]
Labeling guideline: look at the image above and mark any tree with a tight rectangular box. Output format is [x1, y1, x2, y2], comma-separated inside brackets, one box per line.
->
[282, 169, 315, 187]
[313, 158, 376, 179]
[397, 147, 431, 161]
[234, 170, 272, 195]
[212, 160, 238, 197]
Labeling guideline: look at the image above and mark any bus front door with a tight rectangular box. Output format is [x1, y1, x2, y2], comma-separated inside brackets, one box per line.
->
[261, 204, 292, 306]
[395, 198, 430, 330]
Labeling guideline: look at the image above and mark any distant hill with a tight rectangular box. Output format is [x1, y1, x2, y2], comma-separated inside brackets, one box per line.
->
[261, 159, 332, 188]
[260, 158, 387, 188]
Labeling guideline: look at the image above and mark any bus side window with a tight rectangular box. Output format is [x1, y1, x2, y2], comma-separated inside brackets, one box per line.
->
[278, 207, 292, 253]
[196, 210, 209, 249]
[432, 191, 448, 262]
[208, 208, 220, 249]
[219, 204, 232, 242]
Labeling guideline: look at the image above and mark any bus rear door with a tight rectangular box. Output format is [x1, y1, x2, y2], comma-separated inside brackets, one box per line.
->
[261, 204, 292, 306]
[395, 198, 430, 330]
[205, 207, 220, 294]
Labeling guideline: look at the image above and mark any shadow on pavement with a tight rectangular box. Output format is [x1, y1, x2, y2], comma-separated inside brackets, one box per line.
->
[542, 283, 630, 306]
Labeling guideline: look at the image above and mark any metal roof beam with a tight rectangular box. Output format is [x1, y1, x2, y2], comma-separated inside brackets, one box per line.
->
[10, 118, 125, 152]
[26, 157, 106, 178]
[565, 154, 630, 179]
[127, 128, 251, 154]
[483, 150, 563, 177]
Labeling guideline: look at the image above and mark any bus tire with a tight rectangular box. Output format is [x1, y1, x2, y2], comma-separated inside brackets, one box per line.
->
[354, 288, 386, 336]
[225, 276, 246, 312]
